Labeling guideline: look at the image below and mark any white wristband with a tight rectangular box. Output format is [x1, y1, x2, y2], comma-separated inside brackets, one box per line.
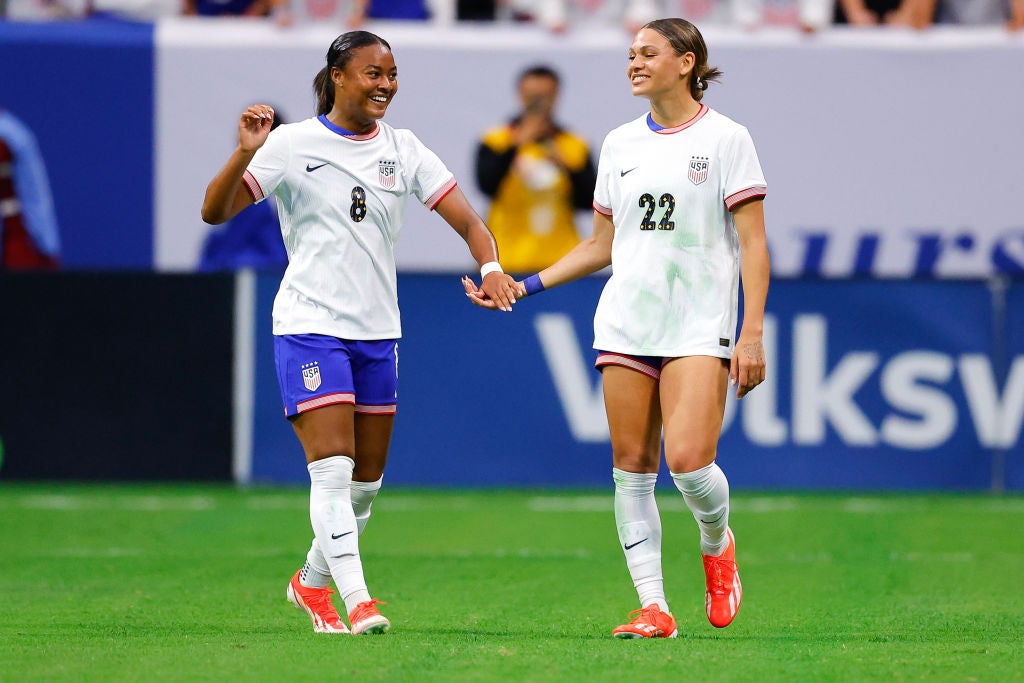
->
[480, 261, 503, 279]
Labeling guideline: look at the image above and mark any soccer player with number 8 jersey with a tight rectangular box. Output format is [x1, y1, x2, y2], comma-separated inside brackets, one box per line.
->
[466, 17, 770, 638]
[203, 31, 520, 636]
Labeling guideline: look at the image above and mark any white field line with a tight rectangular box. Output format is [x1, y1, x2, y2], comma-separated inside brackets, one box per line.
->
[13, 495, 216, 512]
[4, 493, 1024, 515]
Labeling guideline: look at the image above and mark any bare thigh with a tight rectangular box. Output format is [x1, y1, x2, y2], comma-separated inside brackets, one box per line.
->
[290, 405, 394, 481]
[659, 356, 729, 474]
[602, 365, 663, 474]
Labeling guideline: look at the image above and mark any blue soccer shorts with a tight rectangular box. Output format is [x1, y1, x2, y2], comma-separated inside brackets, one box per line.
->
[274, 333, 398, 417]
[595, 350, 665, 380]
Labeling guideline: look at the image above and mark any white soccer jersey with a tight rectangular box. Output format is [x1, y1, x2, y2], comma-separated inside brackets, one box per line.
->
[592, 105, 766, 358]
[243, 116, 456, 339]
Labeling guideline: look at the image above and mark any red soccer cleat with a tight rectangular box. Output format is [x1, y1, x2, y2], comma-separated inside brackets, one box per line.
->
[286, 570, 349, 634]
[348, 598, 390, 635]
[702, 528, 742, 628]
[612, 604, 679, 639]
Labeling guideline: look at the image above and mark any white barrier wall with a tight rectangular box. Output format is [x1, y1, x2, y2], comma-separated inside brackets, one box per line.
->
[157, 21, 1024, 276]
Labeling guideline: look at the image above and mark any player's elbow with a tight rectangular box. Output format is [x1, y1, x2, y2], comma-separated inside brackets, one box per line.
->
[201, 208, 224, 225]
[201, 198, 229, 225]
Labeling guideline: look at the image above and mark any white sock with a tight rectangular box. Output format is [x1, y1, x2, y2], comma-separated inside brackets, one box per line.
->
[613, 468, 668, 612]
[307, 456, 372, 612]
[299, 540, 331, 589]
[671, 462, 730, 556]
[350, 476, 383, 536]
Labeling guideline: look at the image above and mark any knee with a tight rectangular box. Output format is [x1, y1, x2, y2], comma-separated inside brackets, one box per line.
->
[612, 444, 660, 473]
[304, 439, 354, 463]
[664, 443, 716, 474]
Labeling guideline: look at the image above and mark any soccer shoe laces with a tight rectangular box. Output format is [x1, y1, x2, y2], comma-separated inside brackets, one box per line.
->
[626, 605, 660, 624]
[350, 598, 387, 621]
[305, 586, 340, 614]
[705, 556, 734, 595]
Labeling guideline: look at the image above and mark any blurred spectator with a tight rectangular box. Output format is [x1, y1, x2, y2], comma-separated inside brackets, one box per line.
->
[89, 0, 182, 20]
[183, 0, 273, 17]
[834, 0, 934, 26]
[347, 0, 430, 26]
[4, 0, 87, 18]
[199, 107, 287, 272]
[475, 65, 596, 273]
[934, 0, 1024, 27]
[457, 0, 499, 19]
[729, 0, 834, 29]
[499, 0, 658, 32]
[0, 108, 60, 270]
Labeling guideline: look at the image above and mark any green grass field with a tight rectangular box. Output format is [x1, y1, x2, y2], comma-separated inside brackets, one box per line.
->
[1, 484, 1022, 682]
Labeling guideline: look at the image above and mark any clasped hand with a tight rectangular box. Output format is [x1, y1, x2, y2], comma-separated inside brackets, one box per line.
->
[461, 273, 526, 312]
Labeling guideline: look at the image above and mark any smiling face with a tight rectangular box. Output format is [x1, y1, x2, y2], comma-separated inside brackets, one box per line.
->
[626, 28, 694, 102]
[331, 43, 397, 130]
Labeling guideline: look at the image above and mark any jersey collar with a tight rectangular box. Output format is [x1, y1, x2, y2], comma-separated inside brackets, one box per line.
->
[317, 114, 380, 141]
[646, 104, 708, 135]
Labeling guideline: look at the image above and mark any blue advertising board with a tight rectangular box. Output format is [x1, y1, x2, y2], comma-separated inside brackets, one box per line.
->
[249, 275, 1023, 490]
[1003, 282, 1024, 491]
[0, 21, 154, 269]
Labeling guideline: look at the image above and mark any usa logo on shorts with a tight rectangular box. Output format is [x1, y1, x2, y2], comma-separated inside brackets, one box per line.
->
[301, 362, 322, 391]
[379, 160, 396, 189]
[688, 156, 709, 185]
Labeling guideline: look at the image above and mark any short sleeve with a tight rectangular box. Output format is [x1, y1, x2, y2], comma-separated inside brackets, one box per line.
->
[399, 131, 456, 210]
[243, 127, 290, 203]
[721, 126, 766, 211]
[592, 135, 613, 216]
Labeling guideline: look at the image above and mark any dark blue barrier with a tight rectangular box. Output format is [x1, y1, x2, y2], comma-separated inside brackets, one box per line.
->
[250, 275, 1024, 490]
[0, 21, 154, 269]
[0, 272, 234, 480]
[1004, 282, 1024, 490]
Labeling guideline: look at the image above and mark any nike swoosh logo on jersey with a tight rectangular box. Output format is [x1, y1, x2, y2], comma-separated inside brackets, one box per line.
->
[331, 531, 353, 540]
[620, 167, 638, 177]
[306, 162, 329, 172]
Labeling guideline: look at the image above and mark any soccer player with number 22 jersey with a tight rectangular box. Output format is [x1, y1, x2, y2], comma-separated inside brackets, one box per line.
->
[466, 17, 771, 639]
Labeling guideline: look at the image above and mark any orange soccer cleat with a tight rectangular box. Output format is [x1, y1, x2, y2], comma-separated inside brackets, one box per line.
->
[702, 528, 742, 628]
[286, 570, 350, 634]
[612, 604, 679, 639]
[348, 598, 391, 635]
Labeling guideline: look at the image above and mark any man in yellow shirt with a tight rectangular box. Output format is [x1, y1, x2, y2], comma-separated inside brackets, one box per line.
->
[475, 65, 597, 273]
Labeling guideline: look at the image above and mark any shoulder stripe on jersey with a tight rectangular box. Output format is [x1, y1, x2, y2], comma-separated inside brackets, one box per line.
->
[725, 186, 767, 211]
[650, 104, 709, 135]
[593, 200, 612, 217]
[426, 178, 457, 210]
[242, 170, 264, 202]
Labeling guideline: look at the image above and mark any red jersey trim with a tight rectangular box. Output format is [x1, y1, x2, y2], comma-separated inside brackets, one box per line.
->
[593, 200, 612, 217]
[725, 186, 767, 211]
[355, 403, 397, 415]
[426, 178, 457, 210]
[652, 104, 709, 135]
[344, 123, 380, 142]
[295, 392, 355, 414]
[595, 353, 661, 380]
[242, 170, 264, 202]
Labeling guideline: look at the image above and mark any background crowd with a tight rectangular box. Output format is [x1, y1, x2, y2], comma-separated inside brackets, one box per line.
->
[2, 0, 1022, 32]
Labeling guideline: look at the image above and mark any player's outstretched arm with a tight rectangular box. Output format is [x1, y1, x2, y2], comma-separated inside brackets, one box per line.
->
[201, 105, 275, 225]
[434, 185, 520, 312]
[462, 209, 614, 310]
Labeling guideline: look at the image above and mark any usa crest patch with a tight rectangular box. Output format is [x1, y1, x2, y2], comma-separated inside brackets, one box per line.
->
[301, 362, 322, 392]
[379, 160, 396, 189]
[688, 156, 709, 185]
